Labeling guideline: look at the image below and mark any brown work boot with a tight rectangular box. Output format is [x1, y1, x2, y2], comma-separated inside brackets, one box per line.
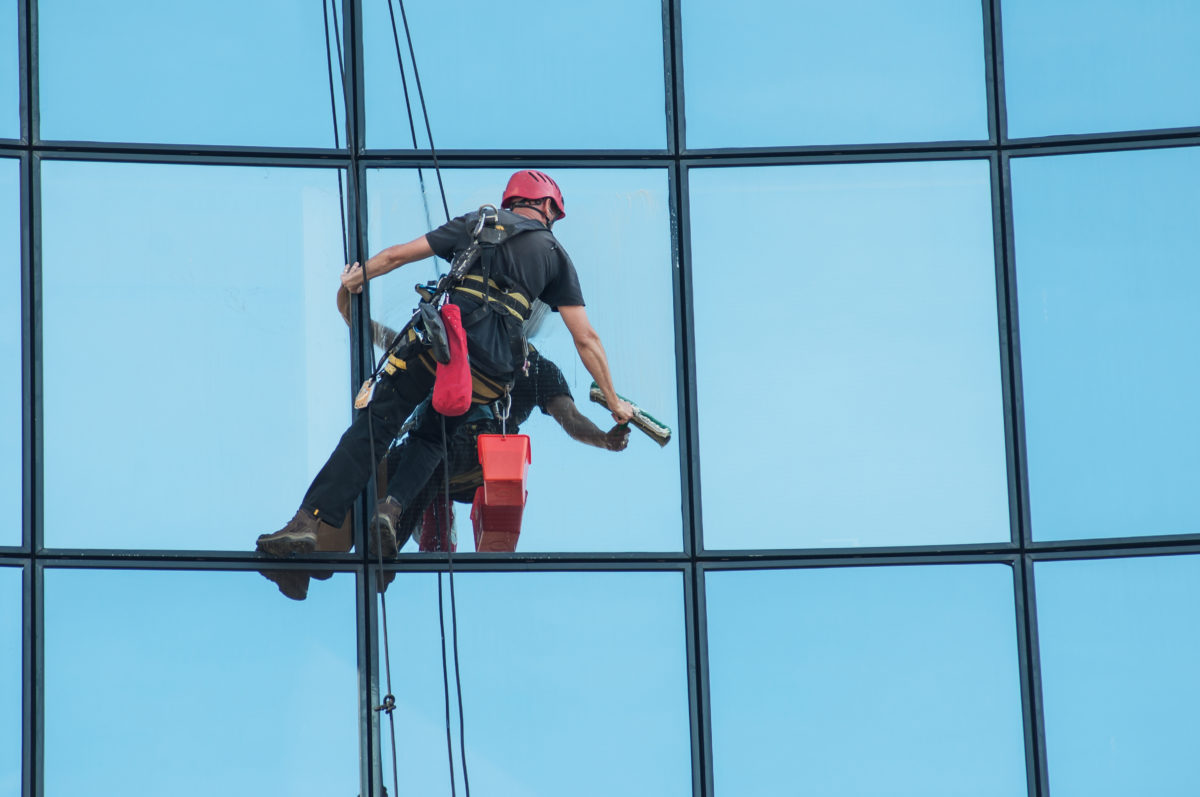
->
[257, 509, 320, 557]
[368, 497, 403, 559]
[259, 569, 311, 601]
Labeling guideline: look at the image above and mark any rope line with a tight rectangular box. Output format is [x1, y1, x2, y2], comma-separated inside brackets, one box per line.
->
[383, 0, 435, 237]
[387, 0, 472, 791]
[320, 0, 348, 263]
[324, 1, 473, 793]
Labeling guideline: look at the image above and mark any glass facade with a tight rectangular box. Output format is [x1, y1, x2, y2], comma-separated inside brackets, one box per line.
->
[5, 2, 1197, 795]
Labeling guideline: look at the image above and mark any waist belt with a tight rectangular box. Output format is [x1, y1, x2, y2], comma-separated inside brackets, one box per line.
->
[452, 274, 532, 324]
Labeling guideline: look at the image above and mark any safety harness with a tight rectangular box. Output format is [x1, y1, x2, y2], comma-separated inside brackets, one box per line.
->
[363, 205, 544, 403]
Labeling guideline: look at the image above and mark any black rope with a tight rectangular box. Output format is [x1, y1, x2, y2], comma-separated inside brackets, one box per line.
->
[322, 3, 401, 797]
[383, 0, 435, 236]
[392, 0, 450, 223]
[320, 0, 348, 264]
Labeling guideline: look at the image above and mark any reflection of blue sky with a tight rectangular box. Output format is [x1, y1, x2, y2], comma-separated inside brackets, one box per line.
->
[38, 0, 345, 146]
[691, 161, 1010, 549]
[1036, 554, 1200, 796]
[682, 0, 987, 148]
[0, 0, 16, 139]
[366, 168, 681, 552]
[40, 162, 349, 550]
[382, 571, 690, 796]
[44, 568, 358, 796]
[1003, 0, 1200, 138]
[0, 567, 18, 795]
[362, 0, 666, 150]
[1013, 146, 1200, 540]
[707, 564, 1026, 796]
[1, 157, 16, 545]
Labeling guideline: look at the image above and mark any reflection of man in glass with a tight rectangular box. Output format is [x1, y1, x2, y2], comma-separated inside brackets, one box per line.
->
[260, 292, 630, 599]
[257, 170, 634, 559]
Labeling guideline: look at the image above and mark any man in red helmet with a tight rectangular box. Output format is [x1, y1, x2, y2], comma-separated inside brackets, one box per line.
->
[257, 170, 634, 558]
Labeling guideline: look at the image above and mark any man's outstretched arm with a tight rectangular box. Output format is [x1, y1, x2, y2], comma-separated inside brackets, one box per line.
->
[558, 305, 634, 424]
[545, 395, 630, 451]
[341, 235, 435, 293]
[336, 286, 399, 349]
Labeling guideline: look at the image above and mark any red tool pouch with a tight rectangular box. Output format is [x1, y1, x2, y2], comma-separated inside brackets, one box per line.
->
[432, 303, 472, 416]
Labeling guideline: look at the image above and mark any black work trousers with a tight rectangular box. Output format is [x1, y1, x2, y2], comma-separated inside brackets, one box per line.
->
[300, 363, 474, 528]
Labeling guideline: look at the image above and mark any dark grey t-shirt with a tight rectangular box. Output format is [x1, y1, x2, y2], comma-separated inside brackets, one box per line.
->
[426, 209, 585, 374]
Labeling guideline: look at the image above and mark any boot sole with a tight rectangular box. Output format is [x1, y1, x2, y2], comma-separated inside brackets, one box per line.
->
[256, 533, 318, 558]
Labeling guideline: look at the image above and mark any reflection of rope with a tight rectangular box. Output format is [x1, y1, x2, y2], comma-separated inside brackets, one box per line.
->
[376, 1, 471, 795]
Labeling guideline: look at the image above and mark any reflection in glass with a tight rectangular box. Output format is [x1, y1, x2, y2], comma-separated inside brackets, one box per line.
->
[43, 568, 358, 796]
[365, 168, 680, 552]
[692, 162, 1009, 550]
[707, 565, 1026, 796]
[1013, 147, 1200, 540]
[0, 567, 18, 795]
[1036, 555, 1200, 796]
[362, 0, 665, 150]
[682, 0, 987, 148]
[41, 162, 349, 550]
[1003, 0, 1200, 138]
[38, 0, 345, 146]
[0, 0, 16, 139]
[0, 158, 16, 546]
[382, 571, 690, 796]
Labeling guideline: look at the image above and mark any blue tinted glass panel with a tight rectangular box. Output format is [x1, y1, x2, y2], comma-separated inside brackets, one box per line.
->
[707, 565, 1026, 796]
[1003, 0, 1200, 138]
[1036, 555, 1200, 796]
[692, 162, 1009, 550]
[381, 571, 690, 795]
[682, 0, 988, 148]
[44, 568, 358, 796]
[41, 162, 349, 550]
[365, 168, 681, 552]
[39, 0, 345, 146]
[0, 158, 16, 546]
[0, 0, 16, 139]
[0, 567, 18, 794]
[1013, 147, 1200, 540]
[362, 0, 665, 149]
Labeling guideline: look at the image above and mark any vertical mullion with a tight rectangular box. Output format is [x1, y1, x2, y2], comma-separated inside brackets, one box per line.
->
[1014, 556, 1050, 796]
[25, 561, 39, 797]
[342, 1, 381, 796]
[21, 0, 34, 146]
[687, 562, 713, 797]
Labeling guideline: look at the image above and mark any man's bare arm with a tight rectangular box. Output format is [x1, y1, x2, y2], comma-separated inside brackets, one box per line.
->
[558, 305, 634, 424]
[545, 395, 629, 451]
[341, 235, 435, 293]
[336, 286, 399, 349]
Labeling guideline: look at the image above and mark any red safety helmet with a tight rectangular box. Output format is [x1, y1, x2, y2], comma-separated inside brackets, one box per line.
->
[501, 170, 566, 220]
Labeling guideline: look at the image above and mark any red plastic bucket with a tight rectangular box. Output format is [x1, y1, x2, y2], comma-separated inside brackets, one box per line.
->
[477, 434, 531, 506]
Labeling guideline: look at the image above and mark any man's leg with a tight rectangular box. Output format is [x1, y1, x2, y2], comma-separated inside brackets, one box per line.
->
[258, 367, 435, 556]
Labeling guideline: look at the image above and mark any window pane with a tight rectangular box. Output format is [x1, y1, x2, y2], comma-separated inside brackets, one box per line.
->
[692, 162, 1009, 550]
[44, 568, 358, 795]
[41, 162, 349, 550]
[0, 158, 16, 546]
[1003, 0, 1200, 138]
[1012, 147, 1200, 541]
[0, 567, 18, 794]
[381, 571, 690, 796]
[1035, 555, 1200, 796]
[707, 565, 1027, 796]
[362, 0, 666, 150]
[682, 0, 988, 148]
[365, 168, 681, 552]
[0, 0, 16, 139]
[38, 0, 345, 146]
